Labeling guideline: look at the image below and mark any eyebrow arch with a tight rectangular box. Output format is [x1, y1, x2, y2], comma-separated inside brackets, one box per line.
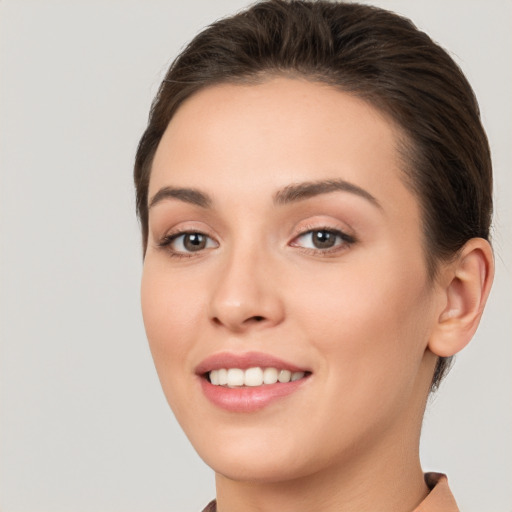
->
[148, 186, 212, 209]
[273, 179, 382, 209]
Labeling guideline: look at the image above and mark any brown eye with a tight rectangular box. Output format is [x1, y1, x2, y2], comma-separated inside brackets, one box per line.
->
[311, 230, 337, 249]
[183, 233, 207, 251]
[166, 232, 218, 254]
[291, 228, 354, 252]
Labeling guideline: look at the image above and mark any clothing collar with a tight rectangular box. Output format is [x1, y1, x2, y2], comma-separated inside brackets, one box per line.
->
[414, 472, 460, 511]
[202, 472, 460, 512]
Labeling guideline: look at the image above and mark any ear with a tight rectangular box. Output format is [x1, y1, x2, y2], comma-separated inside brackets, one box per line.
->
[428, 238, 494, 357]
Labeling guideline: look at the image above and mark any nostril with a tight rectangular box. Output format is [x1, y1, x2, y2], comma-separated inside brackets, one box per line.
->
[211, 315, 266, 327]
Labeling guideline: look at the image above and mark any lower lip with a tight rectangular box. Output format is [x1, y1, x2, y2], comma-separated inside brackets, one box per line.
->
[199, 376, 309, 413]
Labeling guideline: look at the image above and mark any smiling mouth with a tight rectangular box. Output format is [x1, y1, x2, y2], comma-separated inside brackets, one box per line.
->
[198, 354, 311, 412]
[206, 367, 310, 387]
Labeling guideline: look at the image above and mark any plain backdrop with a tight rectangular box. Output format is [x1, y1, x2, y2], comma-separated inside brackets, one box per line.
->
[1, 1, 511, 511]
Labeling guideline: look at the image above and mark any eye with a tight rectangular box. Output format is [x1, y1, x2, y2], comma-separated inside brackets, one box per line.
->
[160, 231, 218, 255]
[291, 228, 354, 252]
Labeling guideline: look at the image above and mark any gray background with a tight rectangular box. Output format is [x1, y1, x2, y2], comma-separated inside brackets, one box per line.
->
[1, 1, 510, 511]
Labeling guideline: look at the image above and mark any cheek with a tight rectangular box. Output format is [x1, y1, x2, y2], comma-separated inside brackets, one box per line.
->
[140, 261, 204, 373]
[291, 254, 432, 391]
[286, 261, 434, 456]
[140, 260, 213, 423]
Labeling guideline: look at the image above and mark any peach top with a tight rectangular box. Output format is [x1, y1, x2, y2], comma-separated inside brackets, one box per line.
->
[414, 473, 460, 511]
[201, 473, 459, 512]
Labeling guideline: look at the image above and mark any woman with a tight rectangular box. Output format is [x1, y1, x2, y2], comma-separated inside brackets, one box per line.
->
[134, 1, 494, 510]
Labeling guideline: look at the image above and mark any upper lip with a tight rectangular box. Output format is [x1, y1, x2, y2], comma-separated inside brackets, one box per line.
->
[195, 351, 309, 375]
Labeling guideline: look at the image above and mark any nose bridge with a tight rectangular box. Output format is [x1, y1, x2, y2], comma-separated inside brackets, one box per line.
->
[209, 234, 283, 331]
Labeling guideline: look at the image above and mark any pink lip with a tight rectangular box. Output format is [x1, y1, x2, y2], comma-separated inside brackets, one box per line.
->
[199, 377, 309, 413]
[195, 351, 311, 413]
[195, 351, 308, 374]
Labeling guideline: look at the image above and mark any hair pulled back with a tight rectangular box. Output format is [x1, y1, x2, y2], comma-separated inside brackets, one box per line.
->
[134, 0, 492, 390]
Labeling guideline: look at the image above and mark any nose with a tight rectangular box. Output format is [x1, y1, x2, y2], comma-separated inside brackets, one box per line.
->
[209, 244, 285, 333]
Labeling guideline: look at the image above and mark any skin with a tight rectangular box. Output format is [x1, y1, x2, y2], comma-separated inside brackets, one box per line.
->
[141, 78, 493, 512]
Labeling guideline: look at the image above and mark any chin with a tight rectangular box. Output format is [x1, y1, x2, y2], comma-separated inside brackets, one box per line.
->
[205, 453, 313, 484]
[190, 425, 340, 485]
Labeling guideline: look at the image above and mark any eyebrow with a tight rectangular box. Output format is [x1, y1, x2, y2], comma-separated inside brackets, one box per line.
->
[148, 178, 381, 211]
[148, 186, 212, 209]
[273, 179, 382, 209]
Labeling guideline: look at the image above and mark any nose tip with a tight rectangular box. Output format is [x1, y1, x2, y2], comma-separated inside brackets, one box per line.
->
[209, 264, 285, 333]
[211, 297, 280, 332]
[212, 311, 266, 327]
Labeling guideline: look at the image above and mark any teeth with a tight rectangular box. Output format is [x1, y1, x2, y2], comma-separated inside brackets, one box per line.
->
[244, 367, 263, 387]
[208, 367, 307, 387]
[227, 368, 244, 387]
[218, 369, 228, 386]
[263, 367, 278, 384]
[210, 370, 220, 385]
[278, 369, 291, 383]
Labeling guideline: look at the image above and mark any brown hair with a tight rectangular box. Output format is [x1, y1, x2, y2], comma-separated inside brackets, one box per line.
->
[134, 0, 492, 390]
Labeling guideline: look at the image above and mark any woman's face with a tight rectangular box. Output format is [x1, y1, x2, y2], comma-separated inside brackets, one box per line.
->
[141, 78, 440, 482]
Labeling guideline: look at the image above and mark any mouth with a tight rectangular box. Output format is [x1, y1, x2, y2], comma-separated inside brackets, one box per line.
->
[196, 352, 312, 412]
[206, 367, 309, 387]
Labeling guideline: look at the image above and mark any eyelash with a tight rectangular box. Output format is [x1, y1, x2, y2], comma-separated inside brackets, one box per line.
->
[157, 226, 356, 259]
[290, 226, 356, 256]
[157, 231, 218, 259]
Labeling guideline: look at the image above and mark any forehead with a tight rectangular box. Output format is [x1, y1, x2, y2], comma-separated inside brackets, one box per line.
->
[150, 77, 417, 221]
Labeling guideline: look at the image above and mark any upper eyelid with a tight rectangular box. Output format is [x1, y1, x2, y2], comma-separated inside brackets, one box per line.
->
[295, 227, 345, 237]
[290, 221, 355, 240]
[161, 229, 217, 245]
[155, 222, 219, 241]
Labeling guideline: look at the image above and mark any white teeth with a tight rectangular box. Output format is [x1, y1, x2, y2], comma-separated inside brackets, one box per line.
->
[218, 368, 228, 386]
[208, 367, 307, 387]
[278, 369, 291, 383]
[244, 367, 264, 387]
[210, 370, 220, 385]
[227, 368, 244, 387]
[262, 367, 278, 384]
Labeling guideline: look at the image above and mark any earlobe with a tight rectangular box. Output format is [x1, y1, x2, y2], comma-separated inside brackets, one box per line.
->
[428, 238, 494, 358]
